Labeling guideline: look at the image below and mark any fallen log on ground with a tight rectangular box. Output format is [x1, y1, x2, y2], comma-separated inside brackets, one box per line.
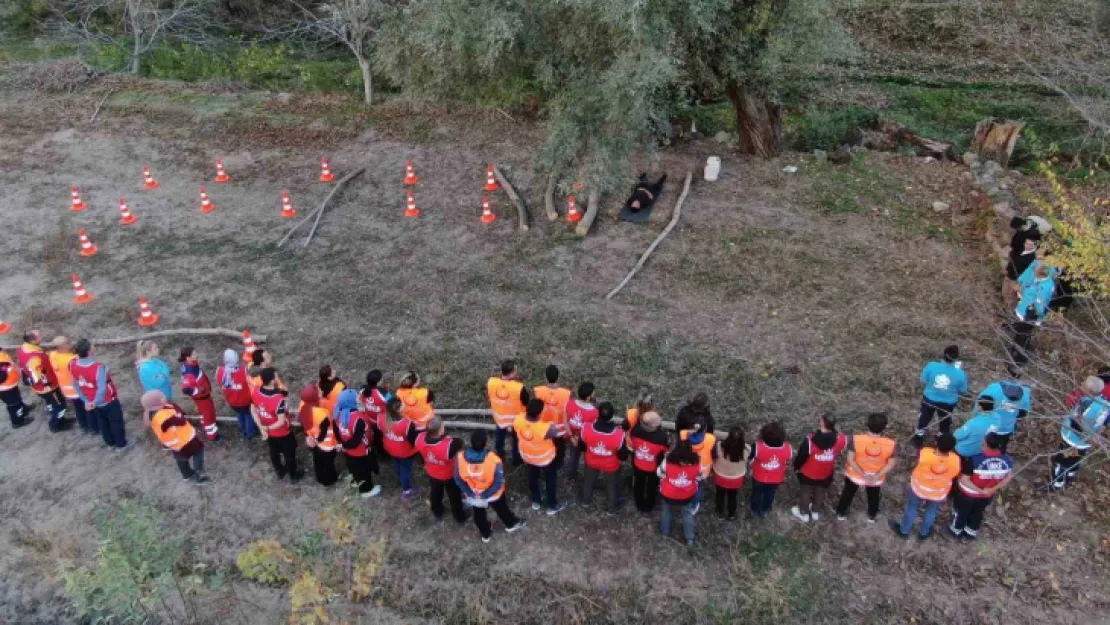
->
[544, 171, 559, 221]
[1, 328, 265, 350]
[879, 120, 956, 160]
[493, 166, 529, 231]
[574, 189, 601, 236]
[278, 166, 367, 248]
[606, 171, 693, 300]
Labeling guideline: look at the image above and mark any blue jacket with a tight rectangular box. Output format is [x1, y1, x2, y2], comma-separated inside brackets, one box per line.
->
[920, 361, 968, 405]
[955, 410, 1001, 457]
[453, 447, 505, 500]
[1061, 396, 1110, 449]
[978, 381, 1030, 435]
[137, 358, 173, 399]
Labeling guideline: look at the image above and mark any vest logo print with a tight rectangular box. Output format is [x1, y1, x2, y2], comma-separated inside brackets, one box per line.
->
[761, 457, 780, 471]
[635, 444, 653, 461]
[590, 441, 613, 456]
[669, 473, 693, 488]
[815, 449, 836, 461]
[386, 432, 404, 441]
[933, 374, 951, 390]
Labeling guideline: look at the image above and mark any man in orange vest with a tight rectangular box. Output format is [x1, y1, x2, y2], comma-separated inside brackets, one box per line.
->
[415, 416, 467, 523]
[0, 347, 34, 428]
[49, 336, 95, 436]
[141, 390, 209, 484]
[487, 360, 529, 466]
[16, 329, 72, 432]
[454, 430, 526, 542]
[515, 398, 565, 515]
[891, 432, 960, 539]
[834, 412, 897, 523]
[533, 364, 571, 459]
[580, 402, 629, 513]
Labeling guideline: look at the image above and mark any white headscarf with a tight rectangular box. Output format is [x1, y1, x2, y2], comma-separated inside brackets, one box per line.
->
[220, 349, 239, 388]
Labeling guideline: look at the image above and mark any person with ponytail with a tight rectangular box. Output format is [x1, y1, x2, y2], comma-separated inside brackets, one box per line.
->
[359, 370, 391, 458]
[332, 387, 380, 496]
[657, 440, 702, 545]
[713, 426, 748, 520]
[316, 365, 346, 416]
[178, 347, 219, 441]
[377, 396, 420, 497]
[395, 371, 435, 431]
[135, 340, 173, 400]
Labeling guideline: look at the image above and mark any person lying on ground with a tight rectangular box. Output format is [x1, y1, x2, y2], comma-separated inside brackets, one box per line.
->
[624, 173, 667, 213]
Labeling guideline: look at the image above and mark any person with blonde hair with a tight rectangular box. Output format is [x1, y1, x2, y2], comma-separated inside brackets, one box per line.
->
[50, 336, 95, 436]
[135, 340, 173, 400]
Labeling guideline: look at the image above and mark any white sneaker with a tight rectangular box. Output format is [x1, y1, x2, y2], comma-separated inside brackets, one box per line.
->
[790, 506, 810, 523]
[481, 535, 491, 544]
[810, 511, 820, 522]
[505, 520, 527, 533]
[836, 515, 847, 521]
[362, 485, 382, 498]
[531, 502, 542, 511]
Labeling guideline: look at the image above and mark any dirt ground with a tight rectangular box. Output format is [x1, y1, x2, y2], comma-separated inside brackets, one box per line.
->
[0, 77, 1108, 625]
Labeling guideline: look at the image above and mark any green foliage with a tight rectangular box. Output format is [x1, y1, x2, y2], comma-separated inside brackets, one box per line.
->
[233, 44, 296, 88]
[786, 105, 877, 151]
[236, 539, 295, 584]
[812, 155, 904, 214]
[146, 42, 231, 81]
[95, 499, 186, 578]
[85, 41, 130, 72]
[1, 0, 52, 37]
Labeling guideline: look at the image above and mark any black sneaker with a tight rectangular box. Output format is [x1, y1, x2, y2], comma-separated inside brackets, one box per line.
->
[945, 525, 964, 540]
[12, 416, 34, 429]
[911, 435, 925, 449]
[289, 471, 306, 483]
[888, 520, 909, 539]
[193, 475, 211, 485]
[917, 531, 932, 541]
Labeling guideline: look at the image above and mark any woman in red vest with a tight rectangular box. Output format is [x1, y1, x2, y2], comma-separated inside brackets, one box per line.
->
[217, 349, 257, 440]
[628, 410, 669, 512]
[377, 397, 420, 497]
[415, 416, 467, 523]
[791, 413, 847, 523]
[657, 440, 702, 545]
[749, 421, 793, 519]
[179, 347, 219, 441]
[579, 402, 628, 512]
[333, 388, 380, 497]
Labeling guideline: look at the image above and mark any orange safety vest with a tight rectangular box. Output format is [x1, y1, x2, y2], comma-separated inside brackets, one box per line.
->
[150, 406, 196, 452]
[533, 385, 571, 435]
[679, 430, 717, 478]
[845, 434, 896, 486]
[514, 415, 556, 466]
[910, 448, 962, 501]
[626, 407, 640, 430]
[396, 387, 434, 430]
[318, 380, 346, 416]
[249, 372, 286, 394]
[305, 405, 337, 452]
[456, 451, 505, 500]
[49, 351, 79, 399]
[487, 377, 525, 429]
[0, 352, 19, 391]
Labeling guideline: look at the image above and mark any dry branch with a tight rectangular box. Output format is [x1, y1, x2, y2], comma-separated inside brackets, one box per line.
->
[544, 171, 559, 221]
[278, 166, 366, 248]
[606, 171, 693, 300]
[493, 166, 528, 231]
[574, 189, 601, 236]
[89, 88, 116, 123]
[1, 327, 265, 351]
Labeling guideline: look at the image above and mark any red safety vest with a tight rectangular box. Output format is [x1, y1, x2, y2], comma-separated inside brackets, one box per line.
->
[216, 365, 252, 407]
[16, 344, 58, 394]
[415, 433, 456, 481]
[629, 433, 668, 472]
[252, 389, 290, 437]
[582, 423, 624, 473]
[750, 441, 792, 484]
[378, 412, 417, 459]
[68, 359, 118, 404]
[336, 411, 372, 457]
[565, 399, 599, 437]
[798, 432, 847, 481]
[181, 364, 212, 400]
[360, 388, 388, 415]
[659, 461, 700, 501]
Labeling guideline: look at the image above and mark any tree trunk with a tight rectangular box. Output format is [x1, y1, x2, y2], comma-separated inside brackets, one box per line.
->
[128, 0, 142, 75]
[971, 119, 1023, 167]
[358, 56, 373, 106]
[725, 82, 781, 158]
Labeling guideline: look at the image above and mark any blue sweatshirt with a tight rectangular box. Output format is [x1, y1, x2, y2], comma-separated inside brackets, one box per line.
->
[954, 410, 1001, 457]
[978, 381, 1030, 435]
[1061, 396, 1110, 449]
[137, 358, 173, 399]
[920, 361, 968, 405]
[453, 447, 505, 500]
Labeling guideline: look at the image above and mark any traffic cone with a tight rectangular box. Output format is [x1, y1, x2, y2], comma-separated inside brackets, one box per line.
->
[77, 229, 98, 257]
[70, 186, 87, 212]
[403, 160, 419, 185]
[118, 198, 137, 225]
[241, 330, 257, 362]
[199, 187, 215, 213]
[143, 166, 160, 190]
[480, 196, 496, 223]
[281, 190, 296, 218]
[566, 194, 581, 223]
[71, 274, 93, 304]
[136, 297, 159, 327]
[319, 157, 335, 182]
[404, 189, 420, 217]
[214, 160, 230, 183]
[483, 165, 499, 192]
[0, 321, 10, 335]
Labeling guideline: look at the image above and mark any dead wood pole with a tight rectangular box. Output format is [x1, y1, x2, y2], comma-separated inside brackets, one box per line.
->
[1, 328, 266, 350]
[493, 166, 529, 231]
[574, 189, 601, 236]
[544, 171, 559, 221]
[605, 171, 693, 300]
[278, 166, 367, 248]
[89, 88, 116, 123]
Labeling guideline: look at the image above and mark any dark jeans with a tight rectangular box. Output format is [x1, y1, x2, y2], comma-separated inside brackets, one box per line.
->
[39, 389, 67, 431]
[70, 398, 95, 433]
[749, 480, 778, 516]
[715, 486, 739, 518]
[311, 448, 338, 486]
[394, 455, 416, 491]
[632, 467, 660, 512]
[527, 462, 560, 508]
[429, 477, 466, 522]
[175, 448, 205, 479]
[232, 405, 258, 439]
[0, 387, 30, 425]
[96, 400, 127, 448]
[835, 479, 881, 519]
[494, 427, 521, 465]
[266, 433, 298, 478]
[1050, 443, 1088, 489]
[952, 490, 993, 537]
[797, 481, 830, 514]
[582, 466, 621, 511]
[347, 453, 378, 493]
[916, 398, 956, 438]
[1008, 320, 1037, 367]
[472, 496, 520, 539]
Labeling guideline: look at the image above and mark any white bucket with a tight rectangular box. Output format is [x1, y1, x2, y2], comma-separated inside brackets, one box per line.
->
[704, 156, 721, 182]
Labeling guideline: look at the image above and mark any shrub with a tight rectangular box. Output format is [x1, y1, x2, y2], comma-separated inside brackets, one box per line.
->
[236, 540, 295, 584]
[233, 44, 296, 89]
[147, 42, 231, 81]
[786, 105, 878, 151]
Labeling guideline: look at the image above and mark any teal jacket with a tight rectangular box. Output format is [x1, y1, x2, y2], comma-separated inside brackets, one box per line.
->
[137, 358, 173, 399]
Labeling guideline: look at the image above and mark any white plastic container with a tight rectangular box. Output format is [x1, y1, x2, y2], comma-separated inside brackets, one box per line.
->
[704, 156, 721, 182]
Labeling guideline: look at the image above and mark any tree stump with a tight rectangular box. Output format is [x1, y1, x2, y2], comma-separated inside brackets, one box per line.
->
[972, 119, 1024, 167]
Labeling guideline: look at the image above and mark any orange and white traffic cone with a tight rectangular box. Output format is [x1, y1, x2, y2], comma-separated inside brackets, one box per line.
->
[199, 187, 215, 213]
[78, 229, 98, 257]
[0, 321, 10, 335]
[281, 190, 296, 218]
[70, 186, 87, 212]
[214, 160, 230, 183]
[241, 330, 257, 362]
[480, 196, 496, 223]
[404, 189, 420, 217]
[403, 159, 420, 185]
[484, 165, 499, 192]
[119, 198, 137, 225]
[72, 274, 93, 304]
[143, 166, 160, 190]
[136, 297, 159, 327]
[319, 157, 335, 182]
[566, 194, 582, 223]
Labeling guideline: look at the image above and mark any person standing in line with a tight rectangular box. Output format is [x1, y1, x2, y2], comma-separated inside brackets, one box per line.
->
[16, 330, 71, 432]
[623, 390, 656, 432]
[359, 370, 391, 458]
[677, 420, 717, 486]
[316, 365, 346, 416]
[791, 413, 847, 523]
[179, 347, 219, 441]
[515, 398, 565, 515]
[835, 413, 897, 523]
[298, 385, 339, 487]
[248, 349, 286, 393]
[1048, 376, 1109, 491]
[141, 390, 209, 484]
[395, 371, 435, 431]
[533, 365, 571, 464]
[135, 340, 173, 400]
[954, 396, 1001, 459]
[252, 368, 302, 482]
[70, 339, 132, 451]
[580, 402, 629, 513]
[333, 387, 380, 497]
[713, 426, 748, 521]
[49, 337, 94, 436]
[629, 410, 669, 513]
[749, 421, 792, 519]
[377, 397, 420, 497]
[564, 382, 599, 483]
[977, 379, 1029, 451]
[1009, 262, 1056, 369]
[657, 440, 702, 546]
[0, 347, 34, 428]
[216, 349, 257, 440]
[914, 345, 968, 448]
[891, 433, 961, 540]
[415, 416, 467, 523]
[455, 430, 526, 543]
[950, 433, 1013, 540]
[675, 392, 715, 434]
[487, 360, 529, 466]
